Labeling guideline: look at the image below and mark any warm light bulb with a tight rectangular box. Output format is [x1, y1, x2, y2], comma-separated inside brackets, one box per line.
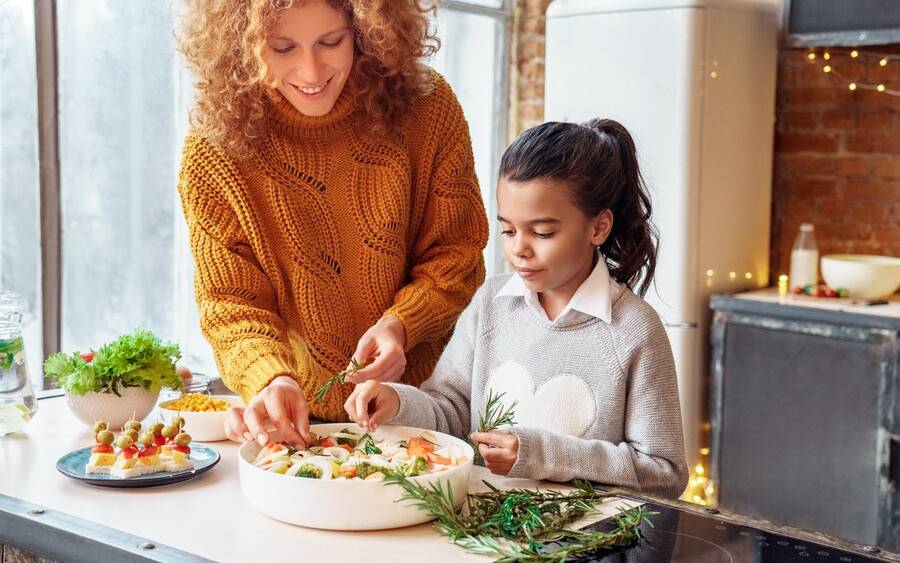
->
[745, 272, 752, 280]
[695, 464, 705, 475]
[778, 274, 788, 283]
[849, 83, 857, 91]
[877, 84, 886, 92]
[880, 58, 888, 66]
[706, 269, 715, 277]
[728, 271, 737, 281]
[807, 51, 816, 60]
[700, 447, 710, 455]
[823, 65, 832, 73]
[823, 52, 831, 60]
[710, 71, 718, 79]
[851, 50, 859, 58]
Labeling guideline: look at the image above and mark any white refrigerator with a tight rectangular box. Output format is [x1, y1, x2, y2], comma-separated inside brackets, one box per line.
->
[545, 0, 778, 470]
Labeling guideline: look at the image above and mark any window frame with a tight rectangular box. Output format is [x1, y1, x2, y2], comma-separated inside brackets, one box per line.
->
[442, 0, 512, 276]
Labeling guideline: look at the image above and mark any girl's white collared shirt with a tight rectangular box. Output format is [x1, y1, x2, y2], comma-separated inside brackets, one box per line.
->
[493, 256, 617, 325]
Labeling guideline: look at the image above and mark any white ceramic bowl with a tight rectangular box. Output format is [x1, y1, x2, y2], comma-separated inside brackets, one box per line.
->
[821, 254, 900, 300]
[158, 394, 244, 442]
[239, 423, 474, 530]
[66, 387, 159, 429]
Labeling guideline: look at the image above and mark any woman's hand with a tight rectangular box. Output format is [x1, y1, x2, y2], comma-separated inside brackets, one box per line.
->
[224, 375, 311, 448]
[344, 380, 400, 432]
[345, 315, 407, 384]
[470, 431, 519, 476]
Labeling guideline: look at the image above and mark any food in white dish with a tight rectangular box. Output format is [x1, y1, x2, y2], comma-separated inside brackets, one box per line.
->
[252, 428, 468, 481]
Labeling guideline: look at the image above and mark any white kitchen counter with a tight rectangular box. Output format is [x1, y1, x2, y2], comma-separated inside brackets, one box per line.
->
[0, 395, 637, 562]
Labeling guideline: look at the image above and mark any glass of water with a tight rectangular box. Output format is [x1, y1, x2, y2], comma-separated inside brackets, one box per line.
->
[0, 292, 36, 436]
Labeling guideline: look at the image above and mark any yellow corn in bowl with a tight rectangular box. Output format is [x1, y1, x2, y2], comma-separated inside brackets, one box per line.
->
[159, 394, 244, 442]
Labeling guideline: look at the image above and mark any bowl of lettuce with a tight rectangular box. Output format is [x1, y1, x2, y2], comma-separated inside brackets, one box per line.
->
[43, 329, 183, 429]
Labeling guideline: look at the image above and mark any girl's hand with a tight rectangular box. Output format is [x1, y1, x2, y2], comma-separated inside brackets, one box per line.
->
[224, 375, 311, 448]
[344, 380, 400, 432]
[345, 315, 407, 384]
[470, 431, 519, 476]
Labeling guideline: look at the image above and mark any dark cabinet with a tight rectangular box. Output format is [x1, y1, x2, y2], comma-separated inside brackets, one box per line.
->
[709, 291, 900, 550]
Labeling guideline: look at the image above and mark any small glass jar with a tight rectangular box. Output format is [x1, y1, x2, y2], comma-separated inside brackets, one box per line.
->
[0, 292, 36, 435]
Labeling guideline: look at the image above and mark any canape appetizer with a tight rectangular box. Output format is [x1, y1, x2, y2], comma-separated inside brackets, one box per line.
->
[85, 422, 116, 475]
[110, 434, 143, 478]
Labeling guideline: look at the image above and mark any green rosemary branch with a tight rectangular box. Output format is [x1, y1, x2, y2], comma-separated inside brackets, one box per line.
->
[313, 358, 362, 403]
[384, 474, 650, 562]
[471, 389, 518, 464]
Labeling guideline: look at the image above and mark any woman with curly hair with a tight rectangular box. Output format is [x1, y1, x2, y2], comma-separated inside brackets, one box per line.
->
[176, 0, 488, 448]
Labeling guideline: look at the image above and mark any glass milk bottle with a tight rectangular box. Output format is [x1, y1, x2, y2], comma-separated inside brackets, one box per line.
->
[789, 223, 819, 290]
[0, 292, 37, 436]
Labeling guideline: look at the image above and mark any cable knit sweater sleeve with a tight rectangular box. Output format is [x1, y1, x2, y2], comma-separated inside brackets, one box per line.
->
[384, 76, 489, 351]
[505, 305, 689, 499]
[383, 283, 487, 437]
[177, 133, 299, 402]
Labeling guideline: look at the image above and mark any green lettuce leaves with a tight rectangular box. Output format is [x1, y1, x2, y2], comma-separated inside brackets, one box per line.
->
[43, 328, 183, 396]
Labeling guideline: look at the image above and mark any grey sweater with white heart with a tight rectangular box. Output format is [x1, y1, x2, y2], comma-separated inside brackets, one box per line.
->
[385, 273, 689, 498]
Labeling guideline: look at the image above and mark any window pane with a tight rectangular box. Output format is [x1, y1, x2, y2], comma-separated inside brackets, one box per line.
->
[0, 0, 43, 389]
[56, 1, 214, 375]
[431, 10, 503, 274]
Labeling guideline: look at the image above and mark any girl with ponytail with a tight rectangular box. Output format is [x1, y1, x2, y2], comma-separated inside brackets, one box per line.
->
[344, 119, 689, 498]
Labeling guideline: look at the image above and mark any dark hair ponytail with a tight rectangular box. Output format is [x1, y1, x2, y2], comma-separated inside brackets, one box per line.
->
[499, 118, 658, 297]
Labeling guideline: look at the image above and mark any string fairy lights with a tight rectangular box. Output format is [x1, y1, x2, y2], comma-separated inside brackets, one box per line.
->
[804, 47, 900, 96]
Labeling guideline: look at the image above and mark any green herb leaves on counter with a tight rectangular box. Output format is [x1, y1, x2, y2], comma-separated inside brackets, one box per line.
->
[43, 328, 182, 396]
[383, 474, 651, 562]
[313, 358, 362, 403]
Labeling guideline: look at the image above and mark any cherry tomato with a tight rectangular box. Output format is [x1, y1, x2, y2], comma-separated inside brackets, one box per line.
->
[138, 445, 158, 457]
[91, 444, 114, 454]
[80, 351, 95, 363]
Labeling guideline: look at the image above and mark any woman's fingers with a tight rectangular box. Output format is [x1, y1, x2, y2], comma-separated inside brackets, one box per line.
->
[348, 348, 404, 383]
[264, 393, 306, 448]
[224, 407, 250, 443]
[243, 401, 270, 446]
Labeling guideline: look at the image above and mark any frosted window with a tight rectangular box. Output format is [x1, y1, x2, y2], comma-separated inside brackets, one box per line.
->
[0, 0, 43, 389]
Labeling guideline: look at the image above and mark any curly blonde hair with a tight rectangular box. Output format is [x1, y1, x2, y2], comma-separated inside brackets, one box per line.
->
[176, 0, 440, 157]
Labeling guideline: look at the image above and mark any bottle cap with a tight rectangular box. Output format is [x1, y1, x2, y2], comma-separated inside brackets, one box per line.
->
[800, 223, 814, 232]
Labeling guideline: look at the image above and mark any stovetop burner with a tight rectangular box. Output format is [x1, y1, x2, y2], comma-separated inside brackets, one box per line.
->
[575, 502, 888, 562]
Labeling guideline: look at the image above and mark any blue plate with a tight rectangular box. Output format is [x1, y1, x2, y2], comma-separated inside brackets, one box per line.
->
[56, 444, 220, 488]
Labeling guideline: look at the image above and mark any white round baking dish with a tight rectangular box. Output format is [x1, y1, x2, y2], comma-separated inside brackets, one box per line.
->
[238, 423, 474, 530]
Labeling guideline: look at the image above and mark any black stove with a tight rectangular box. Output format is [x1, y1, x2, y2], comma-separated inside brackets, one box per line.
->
[573, 502, 890, 563]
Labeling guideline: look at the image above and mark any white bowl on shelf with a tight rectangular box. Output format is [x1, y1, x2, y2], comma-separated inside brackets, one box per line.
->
[158, 394, 244, 442]
[820, 254, 900, 300]
[238, 423, 474, 530]
[66, 387, 159, 430]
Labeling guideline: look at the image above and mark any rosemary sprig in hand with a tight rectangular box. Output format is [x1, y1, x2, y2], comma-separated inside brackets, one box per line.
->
[313, 358, 363, 403]
[471, 389, 518, 464]
[383, 474, 651, 561]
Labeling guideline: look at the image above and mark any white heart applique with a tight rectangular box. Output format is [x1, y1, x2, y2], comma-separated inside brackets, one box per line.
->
[486, 360, 595, 437]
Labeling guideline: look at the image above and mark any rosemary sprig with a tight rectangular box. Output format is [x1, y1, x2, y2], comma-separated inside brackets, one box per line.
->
[472, 389, 518, 464]
[384, 474, 650, 562]
[313, 358, 362, 403]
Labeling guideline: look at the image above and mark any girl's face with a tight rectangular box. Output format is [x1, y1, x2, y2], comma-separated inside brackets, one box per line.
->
[497, 177, 612, 297]
[263, 0, 354, 117]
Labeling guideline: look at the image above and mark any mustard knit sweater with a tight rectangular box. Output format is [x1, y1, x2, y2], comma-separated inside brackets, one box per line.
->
[177, 71, 489, 421]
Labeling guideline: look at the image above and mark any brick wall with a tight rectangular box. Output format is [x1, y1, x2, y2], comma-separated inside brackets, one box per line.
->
[508, 0, 552, 140]
[771, 47, 900, 281]
[507, 4, 900, 282]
